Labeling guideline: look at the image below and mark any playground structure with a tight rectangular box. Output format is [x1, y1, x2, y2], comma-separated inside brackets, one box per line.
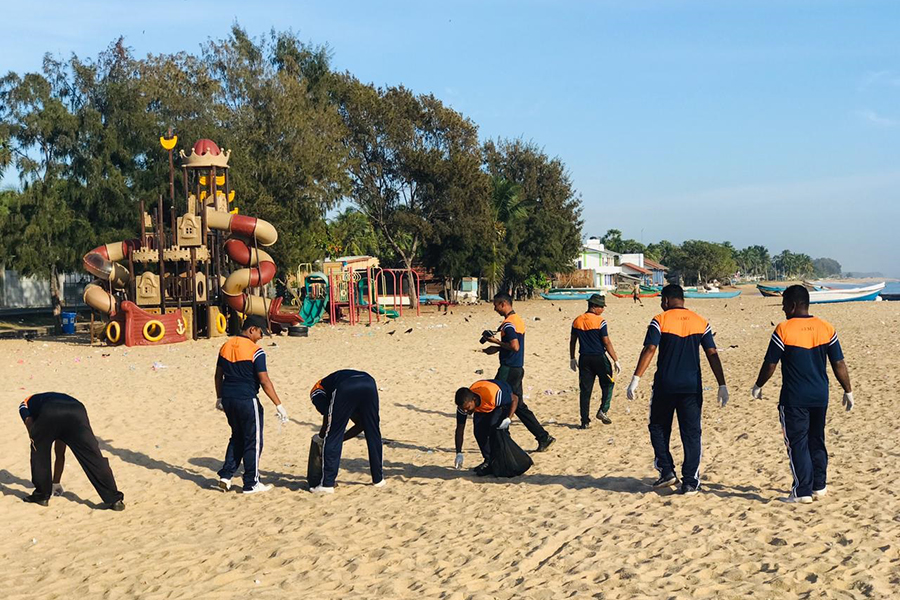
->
[305, 256, 421, 326]
[82, 134, 302, 346]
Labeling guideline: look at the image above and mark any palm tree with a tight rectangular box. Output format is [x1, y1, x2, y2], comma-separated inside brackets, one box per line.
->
[487, 177, 532, 295]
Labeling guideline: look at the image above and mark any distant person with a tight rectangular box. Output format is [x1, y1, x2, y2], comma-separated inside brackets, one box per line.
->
[570, 294, 621, 428]
[454, 379, 532, 477]
[633, 282, 643, 305]
[18, 392, 125, 510]
[483, 292, 555, 452]
[750, 285, 853, 504]
[625, 285, 729, 496]
[309, 369, 384, 494]
[215, 315, 288, 494]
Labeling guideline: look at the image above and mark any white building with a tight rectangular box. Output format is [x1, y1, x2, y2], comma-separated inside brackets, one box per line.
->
[575, 238, 621, 289]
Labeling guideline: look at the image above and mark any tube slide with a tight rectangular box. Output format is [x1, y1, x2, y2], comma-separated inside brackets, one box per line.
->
[82, 240, 141, 316]
[206, 209, 301, 325]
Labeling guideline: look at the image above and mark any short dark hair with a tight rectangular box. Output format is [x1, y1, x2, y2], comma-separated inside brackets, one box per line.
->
[455, 387, 480, 407]
[493, 292, 513, 305]
[783, 284, 810, 307]
[661, 284, 684, 301]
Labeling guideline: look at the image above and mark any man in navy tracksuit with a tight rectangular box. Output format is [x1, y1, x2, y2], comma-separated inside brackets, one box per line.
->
[751, 285, 854, 503]
[309, 369, 384, 494]
[215, 315, 288, 494]
[18, 392, 125, 510]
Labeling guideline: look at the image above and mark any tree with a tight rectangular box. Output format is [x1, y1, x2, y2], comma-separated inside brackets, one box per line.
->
[813, 257, 841, 278]
[337, 78, 489, 300]
[773, 250, 815, 279]
[0, 61, 88, 322]
[325, 207, 386, 258]
[670, 240, 737, 284]
[483, 138, 582, 296]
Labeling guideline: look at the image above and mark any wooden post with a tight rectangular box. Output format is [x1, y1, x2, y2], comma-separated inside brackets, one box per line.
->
[190, 247, 198, 340]
[157, 195, 166, 314]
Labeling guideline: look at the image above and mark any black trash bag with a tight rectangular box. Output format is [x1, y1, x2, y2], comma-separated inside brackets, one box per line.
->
[488, 427, 533, 478]
[307, 435, 323, 490]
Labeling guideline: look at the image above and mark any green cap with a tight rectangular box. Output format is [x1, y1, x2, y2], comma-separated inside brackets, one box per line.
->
[588, 293, 606, 307]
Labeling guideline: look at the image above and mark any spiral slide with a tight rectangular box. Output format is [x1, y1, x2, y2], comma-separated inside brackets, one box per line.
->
[82, 240, 141, 315]
[205, 209, 302, 325]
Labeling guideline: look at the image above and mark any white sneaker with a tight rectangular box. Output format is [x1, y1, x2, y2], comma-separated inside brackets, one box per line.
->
[310, 485, 335, 494]
[373, 479, 386, 488]
[812, 487, 827, 499]
[780, 493, 813, 504]
[243, 483, 272, 494]
[217, 478, 232, 492]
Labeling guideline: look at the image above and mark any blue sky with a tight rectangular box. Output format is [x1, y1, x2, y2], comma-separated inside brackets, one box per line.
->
[2, 0, 898, 276]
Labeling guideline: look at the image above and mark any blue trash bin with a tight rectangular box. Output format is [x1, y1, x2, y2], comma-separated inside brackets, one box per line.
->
[61, 312, 76, 335]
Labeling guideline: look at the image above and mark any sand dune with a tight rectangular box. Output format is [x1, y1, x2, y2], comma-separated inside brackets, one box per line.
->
[1, 294, 898, 599]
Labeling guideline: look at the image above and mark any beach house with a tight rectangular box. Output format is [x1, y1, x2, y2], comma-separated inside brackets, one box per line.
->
[575, 238, 621, 289]
[643, 258, 670, 286]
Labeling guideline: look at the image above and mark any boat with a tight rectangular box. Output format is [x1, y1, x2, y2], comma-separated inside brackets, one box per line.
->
[757, 284, 785, 297]
[880, 282, 900, 301]
[540, 287, 606, 301]
[808, 282, 885, 304]
[684, 290, 742, 299]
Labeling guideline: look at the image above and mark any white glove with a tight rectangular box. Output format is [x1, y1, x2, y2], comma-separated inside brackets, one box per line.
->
[614, 361, 622, 375]
[497, 418, 511, 430]
[842, 392, 854, 412]
[750, 385, 763, 400]
[276, 404, 288, 423]
[215, 398, 224, 411]
[626, 376, 640, 400]
[569, 358, 578, 372]
[454, 453, 464, 469]
[52, 483, 64, 496]
[718, 385, 730, 407]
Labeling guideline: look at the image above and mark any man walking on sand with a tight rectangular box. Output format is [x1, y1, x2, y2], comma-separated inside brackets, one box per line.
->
[633, 282, 643, 306]
[215, 315, 288, 494]
[483, 292, 555, 452]
[626, 285, 729, 496]
[750, 285, 853, 504]
[570, 294, 621, 428]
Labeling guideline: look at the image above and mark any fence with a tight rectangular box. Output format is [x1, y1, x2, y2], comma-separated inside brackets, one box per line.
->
[0, 269, 91, 310]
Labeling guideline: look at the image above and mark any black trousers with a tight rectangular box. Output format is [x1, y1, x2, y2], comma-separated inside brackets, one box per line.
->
[648, 391, 703, 488]
[779, 405, 828, 497]
[319, 374, 383, 487]
[578, 353, 614, 425]
[29, 398, 123, 504]
[495, 365, 550, 443]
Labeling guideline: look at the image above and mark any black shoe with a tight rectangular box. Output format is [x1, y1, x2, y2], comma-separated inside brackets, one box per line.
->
[578, 422, 591, 430]
[102, 499, 126, 511]
[22, 494, 49, 507]
[596, 410, 612, 424]
[474, 464, 491, 477]
[652, 473, 678, 488]
[471, 461, 488, 472]
[679, 484, 699, 496]
[536, 436, 556, 452]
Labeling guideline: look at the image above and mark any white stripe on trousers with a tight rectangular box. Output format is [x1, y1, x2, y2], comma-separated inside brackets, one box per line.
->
[319, 390, 337, 487]
[253, 397, 261, 486]
[779, 405, 799, 496]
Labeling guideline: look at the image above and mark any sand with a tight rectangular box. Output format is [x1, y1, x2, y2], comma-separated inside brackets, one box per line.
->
[1, 293, 898, 599]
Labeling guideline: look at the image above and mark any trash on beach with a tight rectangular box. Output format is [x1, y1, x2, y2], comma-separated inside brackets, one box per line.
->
[544, 390, 555, 396]
[474, 369, 483, 375]
[152, 361, 167, 371]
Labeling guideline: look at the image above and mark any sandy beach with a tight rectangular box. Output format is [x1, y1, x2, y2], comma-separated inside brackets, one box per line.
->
[1, 292, 898, 599]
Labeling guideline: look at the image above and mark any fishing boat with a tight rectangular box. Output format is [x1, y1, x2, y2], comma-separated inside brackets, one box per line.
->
[808, 282, 885, 304]
[757, 284, 786, 297]
[540, 287, 605, 301]
[880, 282, 900, 301]
[684, 290, 742, 299]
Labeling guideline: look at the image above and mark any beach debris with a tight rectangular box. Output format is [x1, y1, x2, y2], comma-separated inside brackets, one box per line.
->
[607, 438, 614, 445]
[558, 307, 562, 312]
[151, 361, 167, 371]
[388, 331, 396, 336]
[534, 317, 541, 321]
[102, 353, 111, 357]
[475, 369, 484, 375]
[269, 342, 277, 347]
[464, 317, 470, 322]
[771, 321, 776, 326]
[544, 389, 555, 396]
[736, 433, 749, 441]
[17, 359, 24, 364]
[729, 345, 738, 348]
[404, 328, 413, 334]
